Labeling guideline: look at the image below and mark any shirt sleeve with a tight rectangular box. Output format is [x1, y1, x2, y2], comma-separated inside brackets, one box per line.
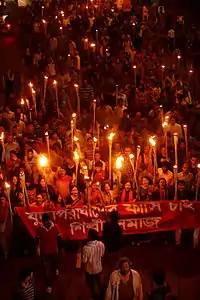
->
[82, 246, 88, 263]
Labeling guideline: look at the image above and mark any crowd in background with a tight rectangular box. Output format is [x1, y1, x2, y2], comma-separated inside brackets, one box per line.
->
[0, 0, 200, 298]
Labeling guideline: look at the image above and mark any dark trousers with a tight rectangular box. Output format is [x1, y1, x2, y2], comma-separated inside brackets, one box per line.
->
[41, 253, 58, 287]
[85, 272, 101, 300]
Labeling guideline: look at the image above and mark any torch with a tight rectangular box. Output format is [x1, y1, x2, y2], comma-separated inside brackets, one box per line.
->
[74, 151, 80, 184]
[116, 155, 124, 190]
[5, 182, 13, 223]
[45, 132, 50, 159]
[133, 65, 137, 87]
[43, 75, 48, 107]
[149, 136, 157, 184]
[71, 120, 74, 152]
[162, 121, 168, 159]
[38, 155, 49, 200]
[53, 80, 59, 117]
[173, 133, 178, 167]
[116, 84, 119, 106]
[183, 125, 189, 160]
[134, 145, 141, 189]
[74, 84, 80, 116]
[0, 132, 5, 162]
[173, 165, 178, 200]
[195, 164, 200, 200]
[129, 153, 135, 176]
[92, 99, 96, 132]
[108, 133, 115, 182]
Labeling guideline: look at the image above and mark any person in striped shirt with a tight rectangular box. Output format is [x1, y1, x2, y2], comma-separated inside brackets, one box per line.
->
[82, 229, 105, 300]
[79, 79, 94, 110]
[13, 268, 36, 300]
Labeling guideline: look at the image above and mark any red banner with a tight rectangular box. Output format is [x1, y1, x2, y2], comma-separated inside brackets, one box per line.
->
[15, 201, 200, 240]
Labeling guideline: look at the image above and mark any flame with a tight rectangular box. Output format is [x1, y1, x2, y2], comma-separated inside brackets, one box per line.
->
[93, 137, 97, 143]
[53, 80, 57, 85]
[5, 182, 10, 189]
[116, 156, 124, 169]
[162, 121, 168, 128]
[90, 43, 96, 47]
[74, 136, 79, 142]
[0, 132, 4, 141]
[39, 155, 48, 167]
[45, 132, 48, 136]
[72, 113, 76, 118]
[21, 98, 25, 105]
[129, 153, 134, 160]
[149, 136, 156, 147]
[108, 132, 115, 141]
[74, 84, 79, 88]
[74, 151, 79, 161]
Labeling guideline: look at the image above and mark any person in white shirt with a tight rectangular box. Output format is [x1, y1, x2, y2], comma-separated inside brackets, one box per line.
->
[158, 161, 174, 185]
[105, 257, 143, 300]
[167, 116, 183, 139]
[82, 229, 105, 300]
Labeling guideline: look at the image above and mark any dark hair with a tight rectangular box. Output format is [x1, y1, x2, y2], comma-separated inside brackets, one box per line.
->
[42, 213, 51, 223]
[151, 269, 166, 286]
[88, 229, 98, 241]
[95, 161, 103, 168]
[20, 268, 33, 282]
[161, 161, 169, 168]
[27, 149, 33, 154]
[118, 257, 132, 268]
[109, 210, 119, 223]
[178, 180, 186, 185]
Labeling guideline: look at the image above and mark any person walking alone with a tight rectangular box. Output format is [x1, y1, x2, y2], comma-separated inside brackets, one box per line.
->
[82, 229, 105, 300]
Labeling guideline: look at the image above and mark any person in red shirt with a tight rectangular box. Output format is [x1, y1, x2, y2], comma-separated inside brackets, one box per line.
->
[0, 194, 9, 259]
[36, 213, 61, 294]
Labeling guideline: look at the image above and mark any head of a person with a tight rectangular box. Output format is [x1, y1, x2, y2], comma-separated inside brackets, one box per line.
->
[178, 180, 186, 192]
[42, 213, 52, 228]
[113, 142, 121, 153]
[10, 150, 18, 161]
[190, 155, 197, 167]
[119, 257, 132, 276]
[182, 162, 189, 173]
[143, 145, 149, 155]
[0, 195, 6, 205]
[151, 269, 166, 287]
[39, 178, 46, 188]
[162, 161, 169, 173]
[179, 140, 185, 150]
[6, 134, 13, 144]
[36, 194, 43, 206]
[124, 181, 132, 192]
[135, 112, 141, 119]
[12, 175, 18, 185]
[158, 178, 167, 189]
[27, 149, 34, 160]
[124, 147, 131, 157]
[161, 145, 166, 156]
[87, 137, 93, 146]
[83, 79, 88, 86]
[142, 176, 150, 188]
[170, 116, 176, 126]
[71, 185, 79, 197]
[20, 268, 33, 288]
[103, 182, 111, 193]
[91, 181, 98, 191]
[123, 109, 128, 118]
[88, 229, 98, 241]
[109, 210, 119, 223]
[58, 168, 66, 178]
[95, 161, 103, 173]
[94, 151, 101, 162]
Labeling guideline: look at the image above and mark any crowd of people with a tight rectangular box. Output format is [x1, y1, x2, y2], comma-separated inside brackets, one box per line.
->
[0, 0, 200, 298]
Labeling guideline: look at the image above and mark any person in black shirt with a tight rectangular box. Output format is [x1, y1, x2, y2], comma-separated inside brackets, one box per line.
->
[12, 268, 36, 300]
[103, 210, 122, 252]
[148, 269, 171, 300]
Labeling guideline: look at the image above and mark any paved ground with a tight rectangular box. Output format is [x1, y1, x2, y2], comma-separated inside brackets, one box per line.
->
[1, 244, 200, 299]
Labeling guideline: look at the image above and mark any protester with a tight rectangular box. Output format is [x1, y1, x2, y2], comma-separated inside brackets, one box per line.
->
[12, 268, 36, 300]
[82, 229, 105, 300]
[105, 257, 143, 300]
[36, 213, 61, 294]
